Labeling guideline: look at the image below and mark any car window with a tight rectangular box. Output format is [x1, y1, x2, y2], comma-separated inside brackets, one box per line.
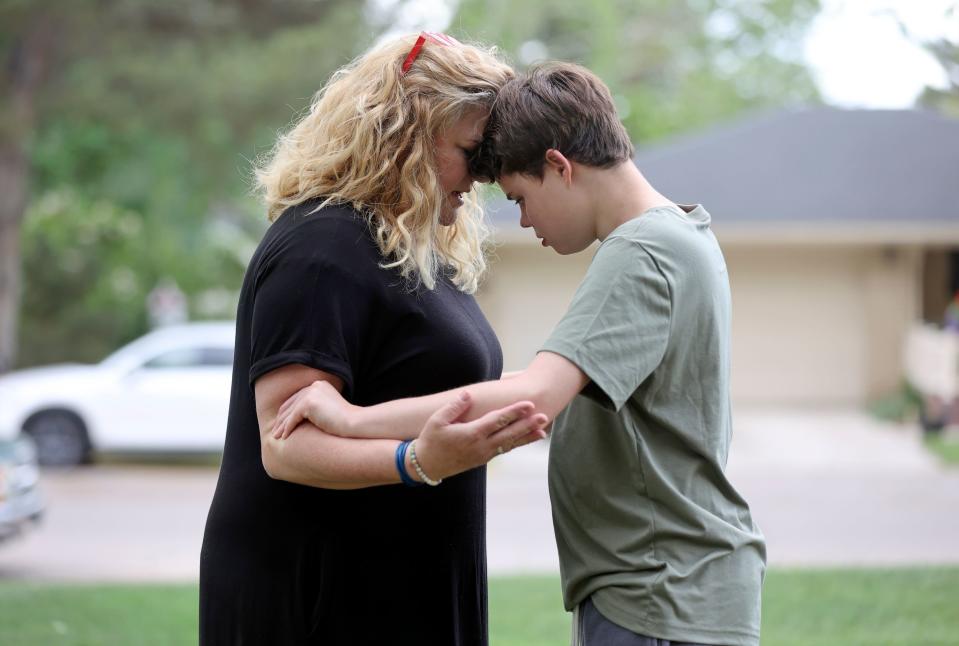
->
[200, 347, 235, 366]
[143, 347, 234, 369]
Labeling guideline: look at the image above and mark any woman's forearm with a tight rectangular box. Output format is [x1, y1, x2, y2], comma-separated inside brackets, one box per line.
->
[262, 423, 401, 489]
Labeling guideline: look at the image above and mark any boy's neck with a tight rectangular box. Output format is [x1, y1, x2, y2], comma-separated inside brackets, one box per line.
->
[585, 161, 676, 241]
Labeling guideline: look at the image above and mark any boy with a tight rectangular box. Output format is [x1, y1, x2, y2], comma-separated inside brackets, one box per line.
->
[274, 62, 766, 646]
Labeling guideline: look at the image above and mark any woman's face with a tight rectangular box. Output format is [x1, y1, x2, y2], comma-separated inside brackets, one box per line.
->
[434, 108, 488, 226]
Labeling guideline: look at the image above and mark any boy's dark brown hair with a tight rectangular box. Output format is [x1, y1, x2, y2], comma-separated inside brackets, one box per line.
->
[468, 62, 634, 182]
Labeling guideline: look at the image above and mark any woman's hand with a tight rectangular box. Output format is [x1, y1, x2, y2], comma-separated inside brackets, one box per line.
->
[272, 379, 356, 439]
[411, 390, 549, 482]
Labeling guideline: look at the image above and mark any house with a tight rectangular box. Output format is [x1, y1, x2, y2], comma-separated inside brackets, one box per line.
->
[475, 108, 959, 406]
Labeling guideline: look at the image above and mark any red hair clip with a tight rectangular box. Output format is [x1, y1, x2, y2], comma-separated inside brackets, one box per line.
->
[401, 31, 462, 75]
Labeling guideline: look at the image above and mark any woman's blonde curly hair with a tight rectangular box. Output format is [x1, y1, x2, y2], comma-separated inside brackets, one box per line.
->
[254, 34, 514, 293]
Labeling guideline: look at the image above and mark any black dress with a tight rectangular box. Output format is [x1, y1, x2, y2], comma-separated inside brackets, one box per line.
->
[199, 201, 502, 645]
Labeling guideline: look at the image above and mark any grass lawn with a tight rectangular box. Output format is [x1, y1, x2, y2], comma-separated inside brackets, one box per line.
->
[1, 568, 957, 645]
[925, 433, 959, 466]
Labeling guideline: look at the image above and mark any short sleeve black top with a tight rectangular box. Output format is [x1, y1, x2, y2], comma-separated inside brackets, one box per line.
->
[199, 201, 503, 646]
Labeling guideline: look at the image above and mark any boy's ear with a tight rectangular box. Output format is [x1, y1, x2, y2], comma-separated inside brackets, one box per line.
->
[544, 149, 573, 186]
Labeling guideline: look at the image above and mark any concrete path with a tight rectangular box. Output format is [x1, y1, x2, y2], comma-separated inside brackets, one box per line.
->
[490, 409, 959, 572]
[726, 409, 959, 567]
[1, 409, 957, 582]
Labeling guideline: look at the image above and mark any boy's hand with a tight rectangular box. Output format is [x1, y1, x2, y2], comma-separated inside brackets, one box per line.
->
[272, 379, 356, 439]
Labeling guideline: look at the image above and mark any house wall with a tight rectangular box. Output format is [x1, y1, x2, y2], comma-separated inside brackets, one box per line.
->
[721, 244, 921, 404]
[476, 241, 922, 406]
[476, 244, 592, 372]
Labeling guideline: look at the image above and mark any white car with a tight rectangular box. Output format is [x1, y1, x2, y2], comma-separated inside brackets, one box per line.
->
[0, 322, 235, 466]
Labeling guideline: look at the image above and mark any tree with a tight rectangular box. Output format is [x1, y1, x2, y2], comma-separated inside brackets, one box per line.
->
[451, 0, 822, 143]
[1, 0, 368, 370]
[911, 4, 959, 116]
[0, 2, 55, 372]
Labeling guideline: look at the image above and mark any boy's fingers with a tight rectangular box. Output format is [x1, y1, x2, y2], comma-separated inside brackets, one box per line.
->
[274, 408, 297, 439]
[277, 392, 297, 418]
[284, 408, 304, 438]
[272, 413, 287, 439]
[270, 411, 283, 438]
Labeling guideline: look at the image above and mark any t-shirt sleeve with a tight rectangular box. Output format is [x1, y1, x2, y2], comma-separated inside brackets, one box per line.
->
[541, 236, 671, 412]
[248, 229, 378, 396]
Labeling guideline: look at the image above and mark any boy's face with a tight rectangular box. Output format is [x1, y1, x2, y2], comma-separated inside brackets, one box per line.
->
[498, 163, 595, 255]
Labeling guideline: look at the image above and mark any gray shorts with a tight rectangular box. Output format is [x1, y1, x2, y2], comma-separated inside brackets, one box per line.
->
[572, 597, 714, 646]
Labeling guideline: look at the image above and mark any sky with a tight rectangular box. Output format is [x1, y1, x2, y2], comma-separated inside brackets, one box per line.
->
[370, 0, 957, 109]
[804, 0, 956, 108]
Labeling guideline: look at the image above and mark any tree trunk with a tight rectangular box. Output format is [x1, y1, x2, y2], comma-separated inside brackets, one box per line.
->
[0, 16, 53, 373]
[0, 144, 27, 373]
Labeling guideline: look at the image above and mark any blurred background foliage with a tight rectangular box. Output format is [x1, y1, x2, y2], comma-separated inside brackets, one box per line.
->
[455, 0, 823, 140]
[1, 0, 955, 367]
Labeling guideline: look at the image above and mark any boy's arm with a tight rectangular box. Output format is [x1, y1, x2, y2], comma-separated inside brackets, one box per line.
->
[271, 351, 588, 441]
[258, 364, 549, 486]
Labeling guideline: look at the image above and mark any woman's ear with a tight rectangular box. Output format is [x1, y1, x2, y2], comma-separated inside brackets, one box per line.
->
[544, 149, 573, 186]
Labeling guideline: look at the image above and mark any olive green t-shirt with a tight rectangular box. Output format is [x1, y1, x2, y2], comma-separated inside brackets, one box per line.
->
[542, 204, 766, 646]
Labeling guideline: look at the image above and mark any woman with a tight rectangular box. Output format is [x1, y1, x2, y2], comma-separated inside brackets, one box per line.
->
[199, 33, 547, 645]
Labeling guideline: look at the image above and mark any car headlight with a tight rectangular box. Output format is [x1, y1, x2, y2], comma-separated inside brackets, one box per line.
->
[0, 383, 20, 441]
[10, 438, 39, 492]
[10, 463, 39, 492]
[0, 438, 40, 500]
[0, 464, 8, 502]
[12, 436, 37, 464]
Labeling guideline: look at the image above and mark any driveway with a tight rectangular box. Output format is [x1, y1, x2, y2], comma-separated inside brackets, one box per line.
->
[1, 409, 957, 582]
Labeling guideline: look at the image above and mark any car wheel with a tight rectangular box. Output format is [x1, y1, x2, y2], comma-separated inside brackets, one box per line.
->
[24, 410, 91, 467]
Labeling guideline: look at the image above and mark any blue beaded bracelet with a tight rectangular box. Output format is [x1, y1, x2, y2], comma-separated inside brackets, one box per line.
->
[395, 440, 421, 487]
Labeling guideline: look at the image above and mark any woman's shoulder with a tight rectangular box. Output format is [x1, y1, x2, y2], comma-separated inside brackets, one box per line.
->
[276, 199, 371, 237]
[262, 199, 381, 266]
